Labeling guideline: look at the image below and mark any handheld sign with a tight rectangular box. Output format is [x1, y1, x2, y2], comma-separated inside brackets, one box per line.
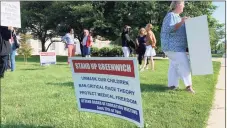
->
[70, 57, 144, 127]
[0, 1, 21, 28]
[185, 15, 213, 75]
[40, 52, 56, 66]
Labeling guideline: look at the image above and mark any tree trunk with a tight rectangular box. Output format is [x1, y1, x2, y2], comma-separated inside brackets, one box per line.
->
[41, 42, 46, 52]
[41, 37, 46, 52]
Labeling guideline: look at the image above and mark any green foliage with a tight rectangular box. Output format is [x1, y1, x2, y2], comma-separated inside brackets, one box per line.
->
[98, 47, 111, 57]
[155, 47, 163, 54]
[91, 46, 123, 57]
[91, 47, 99, 56]
[21, 2, 58, 52]
[109, 46, 123, 57]
[17, 34, 33, 64]
[21, 1, 224, 53]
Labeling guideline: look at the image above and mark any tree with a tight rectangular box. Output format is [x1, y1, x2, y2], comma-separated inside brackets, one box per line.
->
[17, 34, 33, 63]
[21, 1, 104, 51]
[21, 1, 224, 53]
[21, 1, 58, 52]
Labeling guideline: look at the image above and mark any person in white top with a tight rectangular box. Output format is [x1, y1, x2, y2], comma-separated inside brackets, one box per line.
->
[82, 29, 93, 58]
[141, 24, 156, 71]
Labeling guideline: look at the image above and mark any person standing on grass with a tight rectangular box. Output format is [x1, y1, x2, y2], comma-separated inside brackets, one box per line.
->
[82, 29, 93, 58]
[136, 28, 149, 69]
[79, 29, 86, 57]
[121, 25, 135, 57]
[0, 26, 12, 78]
[141, 24, 156, 71]
[9, 28, 20, 72]
[62, 27, 76, 64]
[160, 0, 195, 93]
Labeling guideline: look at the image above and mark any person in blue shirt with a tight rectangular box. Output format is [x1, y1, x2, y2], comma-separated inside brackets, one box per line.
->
[160, 1, 195, 93]
[62, 28, 76, 64]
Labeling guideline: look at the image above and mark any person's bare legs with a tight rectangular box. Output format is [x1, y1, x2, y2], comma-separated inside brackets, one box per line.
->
[150, 56, 154, 70]
[145, 57, 149, 69]
[68, 45, 73, 64]
[72, 45, 76, 56]
[141, 56, 148, 71]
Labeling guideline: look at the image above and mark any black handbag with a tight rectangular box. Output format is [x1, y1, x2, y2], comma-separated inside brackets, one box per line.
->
[13, 34, 20, 49]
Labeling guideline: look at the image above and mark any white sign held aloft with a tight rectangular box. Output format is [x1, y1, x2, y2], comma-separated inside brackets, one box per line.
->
[185, 15, 213, 75]
[70, 57, 144, 127]
[0, 1, 21, 28]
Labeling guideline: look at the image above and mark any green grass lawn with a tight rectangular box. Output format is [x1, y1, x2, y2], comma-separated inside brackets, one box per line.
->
[1, 56, 221, 128]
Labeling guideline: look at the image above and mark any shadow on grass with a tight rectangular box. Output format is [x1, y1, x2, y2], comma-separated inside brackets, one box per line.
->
[1, 124, 54, 128]
[20, 68, 45, 71]
[16, 55, 68, 63]
[56, 63, 68, 66]
[141, 83, 194, 94]
[47, 82, 74, 87]
[15, 55, 166, 63]
[140, 83, 169, 92]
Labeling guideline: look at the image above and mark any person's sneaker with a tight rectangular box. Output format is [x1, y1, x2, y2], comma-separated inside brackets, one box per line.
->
[168, 86, 177, 90]
[186, 86, 195, 94]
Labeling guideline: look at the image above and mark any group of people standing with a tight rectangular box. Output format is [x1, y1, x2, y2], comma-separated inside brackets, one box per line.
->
[0, 26, 19, 78]
[61, 0, 194, 93]
[121, 24, 157, 71]
[121, 0, 195, 93]
[61, 28, 93, 64]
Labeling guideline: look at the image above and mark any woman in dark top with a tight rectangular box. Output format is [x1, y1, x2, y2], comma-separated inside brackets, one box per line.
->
[136, 28, 148, 69]
[121, 25, 134, 57]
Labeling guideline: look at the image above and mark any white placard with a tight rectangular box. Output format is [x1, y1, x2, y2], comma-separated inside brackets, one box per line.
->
[0, 1, 21, 28]
[185, 15, 213, 75]
[70, 57, 144, 127]
[40, 52, 56, 66]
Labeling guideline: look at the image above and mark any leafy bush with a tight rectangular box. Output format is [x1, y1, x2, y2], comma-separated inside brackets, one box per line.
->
[155, 46, 163, 54]
[98, 47, 111, 57]
[109, 47, 123, 57]
[91, 47, 99, 56]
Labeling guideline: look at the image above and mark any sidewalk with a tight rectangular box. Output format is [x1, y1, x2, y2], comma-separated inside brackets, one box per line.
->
[207, 57, 226, 128]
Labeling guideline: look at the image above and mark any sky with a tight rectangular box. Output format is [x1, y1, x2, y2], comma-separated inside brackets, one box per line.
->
[212, 2, 225, 24]
[212, 2, 225, 43]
